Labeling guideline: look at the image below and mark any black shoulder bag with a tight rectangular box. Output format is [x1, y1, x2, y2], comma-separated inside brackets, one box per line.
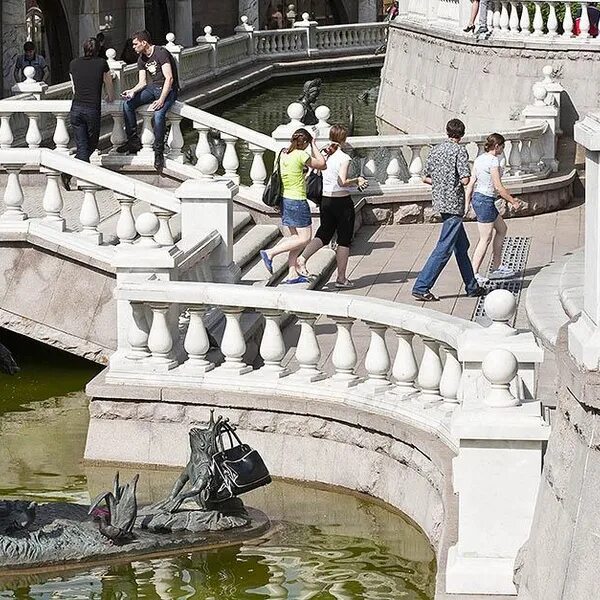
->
[210, 421, 272, 502]
[262, 151, 283, 208]
[306, 151, 327, 206]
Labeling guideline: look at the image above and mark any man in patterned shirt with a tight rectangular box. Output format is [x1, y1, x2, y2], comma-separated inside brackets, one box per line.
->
[412, 119, 485, 301]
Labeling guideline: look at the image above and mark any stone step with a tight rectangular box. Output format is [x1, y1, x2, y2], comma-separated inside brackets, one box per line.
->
[525, 254, 572, 350]
[233, 223, 280, 272]
[558, 249, 584, 319]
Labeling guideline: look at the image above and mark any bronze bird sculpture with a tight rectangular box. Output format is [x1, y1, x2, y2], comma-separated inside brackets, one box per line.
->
[88, 473, 139, 543]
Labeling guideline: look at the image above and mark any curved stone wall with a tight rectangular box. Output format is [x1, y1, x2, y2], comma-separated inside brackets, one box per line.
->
[377, 23, 600, 135]
[85, 384, 458, 594]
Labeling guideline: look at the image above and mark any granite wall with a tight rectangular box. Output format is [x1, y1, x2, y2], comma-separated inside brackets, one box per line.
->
[514, 327, 600, 599]
[376, 23, 600, 135]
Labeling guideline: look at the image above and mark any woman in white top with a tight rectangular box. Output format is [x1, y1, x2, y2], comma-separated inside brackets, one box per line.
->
[466, 133, 521, 284]
[297, 124, 367, 288]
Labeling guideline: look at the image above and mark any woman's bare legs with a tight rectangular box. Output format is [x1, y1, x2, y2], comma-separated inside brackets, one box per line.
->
[277, 225, 312, 279]
[471, 221, 494, 275]
[490, 216, 507, 271]
[297, 238, 324, 276]
[468, 0, 480, 26]
[336, 245, 350, 283]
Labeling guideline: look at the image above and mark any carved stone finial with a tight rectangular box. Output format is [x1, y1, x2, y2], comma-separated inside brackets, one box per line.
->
[482, 349, 520, 408]
[135, 212, 160, 246]
[197, 154, 219, 178]
[484, 289, 517, 336]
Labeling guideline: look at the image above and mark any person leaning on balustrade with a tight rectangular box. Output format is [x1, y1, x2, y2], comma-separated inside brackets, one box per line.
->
[259, 128, 326, 284]
[62, 37, 115, 190]
[463, 0, 480, 32]
[296, 124, 367, 289]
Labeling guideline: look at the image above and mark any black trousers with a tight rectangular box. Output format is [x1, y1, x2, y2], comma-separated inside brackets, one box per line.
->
[70, 103, 101, 162]
[315, 195, 355, 247]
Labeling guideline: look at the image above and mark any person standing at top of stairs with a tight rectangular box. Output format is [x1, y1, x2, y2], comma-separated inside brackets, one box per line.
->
[117, 30, 179, 174]
[62, 37, 115, 190]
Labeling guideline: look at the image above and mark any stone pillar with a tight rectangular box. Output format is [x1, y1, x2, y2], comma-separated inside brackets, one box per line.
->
[239, 0, 259, 29]
[174, 155, 241, 283]
[569, 112, 600, 370]
[174, 0, 193, 47]
[126, 0, 146, 36]
[79, 0, 100, 51]
[2, 0, 27, 97]
[358, 0, 378, 22]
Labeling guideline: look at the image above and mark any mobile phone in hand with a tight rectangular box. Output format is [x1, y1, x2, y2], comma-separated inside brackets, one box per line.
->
[357, 181, 369, 193]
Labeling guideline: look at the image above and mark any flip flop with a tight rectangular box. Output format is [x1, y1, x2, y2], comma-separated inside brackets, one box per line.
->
[283, 276, 309, 284]
[335, 280, 354, 289]
[260, 250, 273, 274]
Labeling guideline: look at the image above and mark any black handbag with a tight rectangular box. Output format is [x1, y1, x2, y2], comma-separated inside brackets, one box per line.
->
[262, 151, 283, 208]
[211, 422, 271, 502]
[306, 168, 323, 206]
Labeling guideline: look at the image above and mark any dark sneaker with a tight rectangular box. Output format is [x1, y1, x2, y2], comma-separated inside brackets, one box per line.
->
[60, 172, 72, 191]
[467, 286, 487, 298]
[116, 139, 142, 154]
[154, 153, 165, 174]
[412, 291, 439, 302]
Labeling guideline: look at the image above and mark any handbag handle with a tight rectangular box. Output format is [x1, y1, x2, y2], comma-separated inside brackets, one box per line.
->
[215, 421, 244, 453]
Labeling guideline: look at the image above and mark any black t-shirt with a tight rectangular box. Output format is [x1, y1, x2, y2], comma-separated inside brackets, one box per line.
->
[137, 46, 179, 92]
[69, 57, 109, 108]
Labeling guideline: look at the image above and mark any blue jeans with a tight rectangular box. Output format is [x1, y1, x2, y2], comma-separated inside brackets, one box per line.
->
[70, 103, 101, 162]
[413, 214, 478, 295]
[123, 86, 176, 152]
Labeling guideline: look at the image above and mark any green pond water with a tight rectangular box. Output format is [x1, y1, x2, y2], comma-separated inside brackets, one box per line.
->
[186, 69, 382, 185]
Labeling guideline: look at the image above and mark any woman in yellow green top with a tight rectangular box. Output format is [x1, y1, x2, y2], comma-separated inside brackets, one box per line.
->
[260, 128, 326, 284]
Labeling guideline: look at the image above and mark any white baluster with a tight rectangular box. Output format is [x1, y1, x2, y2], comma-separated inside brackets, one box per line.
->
[78, 182, 103, 244]
[579, 2, 591, 38]
[509, 1, 520, 33]
[391, 329, 418, 398]
[508, 139, 522, 175]
[294, 315, 324, 381]
[147, 304, 176, 366]
[547, 1, 558, 36]
[25, 113, 42, 149]
[152, 209, 175, 246]
[408, 145, 424, 184]
[40, 168, 65, 231]
[519, 0, 531, 35]
[0, 115, 13, 149]
[167, 115, 184, 163]
[249, 144, 267, 194]
[439, 346, 462, 404]
[115, 194, 137, 244]
[53, 114, 70, 153]
[182, 307, 215, 373]
[530, 136, 543, 171]
[417, 338, 443, 403]
[363, 323, 391, 393]
[139, 112, 155, 156]
[218, 308, 252, 375]
[194, 123, 212, 163]
[330, 317, 359, 387]
[126, 302, 150, 360]
[385, 155, 401, 186]
[493, 0, 502, 30]
[520, 139, 532, 173]
[499, 1, 510, 32]
[532, 1, 544, 36]
[0, 166, 27, 223]
[135, 212, 160, 247]
[110, 111, 127, 152]
[363, 155, 377, 182]
[562, 2, 574, 37]
[221, 133, 240, 185]
[259, 310, 288, 378]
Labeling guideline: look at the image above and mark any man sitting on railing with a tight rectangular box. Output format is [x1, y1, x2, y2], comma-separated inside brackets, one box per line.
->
[117, 30, 179, 174]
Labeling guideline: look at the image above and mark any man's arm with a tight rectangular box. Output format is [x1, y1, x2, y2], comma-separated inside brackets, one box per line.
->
[150, 61, 173, 111]
[40, 57, 49, 83]
[123, 70, 147, 98]
[103, 71, 115, 102]
[13, 59, 22, 83]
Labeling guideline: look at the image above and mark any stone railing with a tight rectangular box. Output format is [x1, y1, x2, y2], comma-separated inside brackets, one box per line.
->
[254, 28, 309, 55]
[314, 22, 388, 50]
[399, 0, 600, 43]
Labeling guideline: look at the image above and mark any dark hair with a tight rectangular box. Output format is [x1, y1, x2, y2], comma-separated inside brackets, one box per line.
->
[287, 128, 312, 153]
[484, 132, 506, 152]
[132, 30, 152, 44]
[446, 118, 465, 140]
[329, 124, 348, 145]
[83, 38, 98, 58]
[96, 32, 105, 43]
[23, 41, 35, 52]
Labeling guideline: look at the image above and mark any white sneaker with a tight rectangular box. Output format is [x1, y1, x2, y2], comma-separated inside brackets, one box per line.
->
[489, 266, 516, 280]
[475, 273, 489, 285]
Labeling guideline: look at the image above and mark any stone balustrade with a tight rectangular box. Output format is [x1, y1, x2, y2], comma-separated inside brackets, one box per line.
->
[399, 0, 600, 43]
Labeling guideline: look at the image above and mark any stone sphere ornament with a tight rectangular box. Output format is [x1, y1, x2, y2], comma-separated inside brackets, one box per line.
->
[23, 66, 36, 82]
[197, 154, 219, 178]
[287, 102, 305, 121]
[484, 289, 517, 335]
[135, 212, 160, 246]
[482, 349, 520, 408]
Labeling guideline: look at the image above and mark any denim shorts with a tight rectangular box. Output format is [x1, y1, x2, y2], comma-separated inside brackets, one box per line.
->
[472, 192, 499, 224]
[281, 198, 312, 228]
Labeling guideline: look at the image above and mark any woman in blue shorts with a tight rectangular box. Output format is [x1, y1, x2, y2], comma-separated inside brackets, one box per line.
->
[260, 128, 326, 284]
[466, 133, 522, 284]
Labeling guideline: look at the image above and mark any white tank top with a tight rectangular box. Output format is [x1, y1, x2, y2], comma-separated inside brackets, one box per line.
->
[322, 148, 352, 195]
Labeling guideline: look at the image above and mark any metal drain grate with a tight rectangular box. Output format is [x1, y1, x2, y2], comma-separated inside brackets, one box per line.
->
[472, 236, 531, 325]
